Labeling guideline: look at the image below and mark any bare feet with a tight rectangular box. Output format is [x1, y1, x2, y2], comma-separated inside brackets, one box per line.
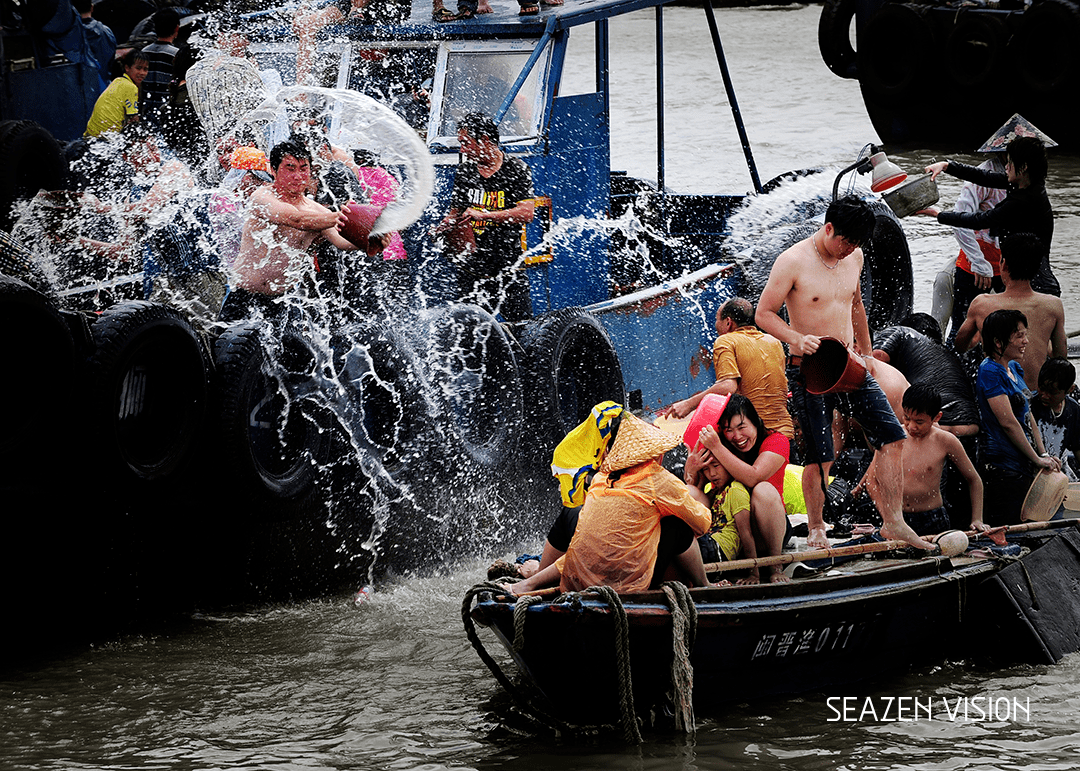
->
[477, 0, 493, 11]
[736, 571, 760, 586]
[768, 568, 790, 584]
[806, 526, 830, 549]
[710, 579, 732, 587]
[880, 519, 935, 550]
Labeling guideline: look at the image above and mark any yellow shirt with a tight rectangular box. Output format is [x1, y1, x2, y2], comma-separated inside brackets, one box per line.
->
[556, 460, 711, 594]
[708, 481, 751, 561]
[713, 325, 794, 439]
[85, 75, 139, 138]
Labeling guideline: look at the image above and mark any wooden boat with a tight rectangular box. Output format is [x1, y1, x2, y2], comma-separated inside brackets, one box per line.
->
[465, 520, 1080, 732]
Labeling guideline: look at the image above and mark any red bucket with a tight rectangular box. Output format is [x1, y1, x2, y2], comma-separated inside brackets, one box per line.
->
[340, 202, 385, 256]
[801, 337, 867, 395]
[682, 393, 731, 448]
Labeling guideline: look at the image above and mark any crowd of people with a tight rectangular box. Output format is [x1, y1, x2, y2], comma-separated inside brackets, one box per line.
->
[499, 121, 1078, 593]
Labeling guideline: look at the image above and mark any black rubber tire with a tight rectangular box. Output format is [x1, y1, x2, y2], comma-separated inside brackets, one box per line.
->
[863, 202, 914, 332]
[819, 0, 860, 79]
[0, 121, 68, 232]
[859, 4, 936, 98]
[0, 275, 75, 490]
[330, 318, 429, 479]
[418, 304, 524, 474]
[1015, 0, 1080, 95]
[946, 10, 1011, 89]
[518, 308, 625, 462]
[214, 322, 340, 502]
[86, 301, 210, 481]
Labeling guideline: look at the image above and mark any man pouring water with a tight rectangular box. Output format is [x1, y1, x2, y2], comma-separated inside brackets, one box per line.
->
[755, 195, 933, 552]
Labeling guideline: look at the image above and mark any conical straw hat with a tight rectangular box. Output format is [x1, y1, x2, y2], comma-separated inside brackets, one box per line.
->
[977, 113, 1058, 153]
[600, 412, 681, 474]
[1021, 469, 1068, 522]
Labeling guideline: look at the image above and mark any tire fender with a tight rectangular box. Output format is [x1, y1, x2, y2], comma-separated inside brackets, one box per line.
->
[859, 4, 936, 98]
[518, 307, 626, 465]
[819, 0, 860, 79]
[1015, 0, 1080, 95]
[87, 300, 209, 481]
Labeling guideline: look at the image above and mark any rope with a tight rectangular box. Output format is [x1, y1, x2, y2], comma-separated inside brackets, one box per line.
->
[513, 594, 544, 654]
[461, 582, 573, 736]
[585, 585, 642, 744]
[660, 581, 697, 734]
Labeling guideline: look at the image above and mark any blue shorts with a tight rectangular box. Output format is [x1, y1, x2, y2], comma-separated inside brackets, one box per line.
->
[789, 365, 906, 466]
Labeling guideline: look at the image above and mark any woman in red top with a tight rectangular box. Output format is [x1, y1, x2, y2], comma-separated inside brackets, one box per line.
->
[696, 394, 791, 583]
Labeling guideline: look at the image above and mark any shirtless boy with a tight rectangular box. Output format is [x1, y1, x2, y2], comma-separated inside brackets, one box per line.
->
[755, 195, 932, 551]
[896, 383, 986, 535]
[222, 140, 365, 321]
[954, 231, 1066, 392]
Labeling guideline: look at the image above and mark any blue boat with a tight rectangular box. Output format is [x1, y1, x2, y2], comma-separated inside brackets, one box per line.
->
[1, 0, 915, 608]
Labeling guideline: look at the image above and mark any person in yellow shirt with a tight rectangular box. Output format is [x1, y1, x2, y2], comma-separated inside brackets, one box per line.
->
[85, 50, 149, 138]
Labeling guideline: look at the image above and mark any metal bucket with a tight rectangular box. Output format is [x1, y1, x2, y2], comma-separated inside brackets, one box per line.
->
[881, 173, 939, 218]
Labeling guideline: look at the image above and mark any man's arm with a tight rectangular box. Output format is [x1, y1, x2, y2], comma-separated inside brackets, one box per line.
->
[253, 190, 342, 232]
[953, 295, 986, 352]
[466, 198, 535, 225]
[755, 250, 818, 355]
[663, 379, 738, 418]
[1051, 298, 1068, 359]
[851, 272, 873, 355]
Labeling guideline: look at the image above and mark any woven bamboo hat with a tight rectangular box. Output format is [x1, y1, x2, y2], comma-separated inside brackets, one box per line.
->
[600, 412, 680, 474]
[1021, 469, 1068, 522]
[977, 114, 1058, 153]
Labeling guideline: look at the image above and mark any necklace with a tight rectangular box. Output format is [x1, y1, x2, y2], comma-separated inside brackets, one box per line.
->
[812, 232, 838, 270]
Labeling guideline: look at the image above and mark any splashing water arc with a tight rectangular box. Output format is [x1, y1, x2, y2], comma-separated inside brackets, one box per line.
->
[237, 85, 435, 235]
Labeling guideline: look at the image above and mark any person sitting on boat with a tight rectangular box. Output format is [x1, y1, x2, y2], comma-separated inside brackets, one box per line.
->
[755, 195, 933, 552]
[436, 111, 535, 322]
[953, 232, 1066, 393]
[976, 309, 1061, 526]
[920, 134, 1058, 297]
[872, 314, 980, 438]
[683, 443, 747, 578]
[690, 394, 792, 584]
[1030, 358, 1080, 487]
[504, 404, 713, 595]
[662, 297, 794, 440]
[882, 383, 986, 536]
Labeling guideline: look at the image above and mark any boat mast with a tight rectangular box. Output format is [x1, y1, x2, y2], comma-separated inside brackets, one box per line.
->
[702, 1, 762, 194]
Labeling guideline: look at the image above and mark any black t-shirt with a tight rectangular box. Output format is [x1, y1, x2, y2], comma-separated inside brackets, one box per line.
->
[1030, 396, 1080, 476]
[450, 155, 533, 278]
[874, 326, 980, 427]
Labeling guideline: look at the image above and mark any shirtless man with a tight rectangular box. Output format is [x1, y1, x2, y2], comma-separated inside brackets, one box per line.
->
[954, 231, 1066, 392]
[755, 195, 932, 550]
[221, 140, 363, 321]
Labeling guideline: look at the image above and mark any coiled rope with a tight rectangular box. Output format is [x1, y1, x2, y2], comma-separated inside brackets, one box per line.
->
[583, 585, 642, 744]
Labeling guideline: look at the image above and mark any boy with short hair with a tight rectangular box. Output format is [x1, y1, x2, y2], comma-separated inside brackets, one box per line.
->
[899, 383, 986, 534]
[1030, 357, 1080, 481]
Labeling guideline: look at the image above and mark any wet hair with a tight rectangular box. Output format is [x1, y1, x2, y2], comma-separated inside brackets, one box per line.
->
[73, 0, 92, 14]
[154, 7, 181, 38]
[1000, 232, 1045, 282]
[120, 49, 150, 70]
[900, 312, 943, 344]
[902, 382, 942, 418]
[982, 309, 1027, 359]
[717, 393, 771, 460]
[1007, 136, 1048, 186]
[720, 297, 755, 328]
[269, 140, 312, 170]
[1039, 357, 1076, 392]
[457, 111, 499, 144]
[825, 195, 876, 247]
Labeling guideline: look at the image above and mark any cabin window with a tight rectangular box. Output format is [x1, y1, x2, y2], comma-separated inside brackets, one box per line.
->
[433, 40, 550, 145]
[345, 44, 438, 136]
